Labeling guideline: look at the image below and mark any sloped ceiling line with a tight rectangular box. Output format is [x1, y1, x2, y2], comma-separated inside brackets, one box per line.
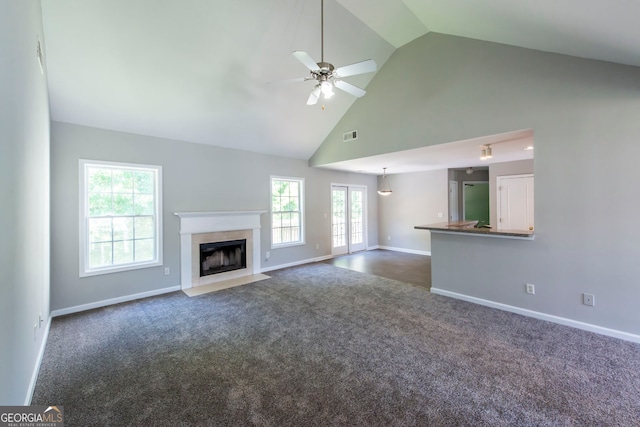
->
[41, 0, 640, 172]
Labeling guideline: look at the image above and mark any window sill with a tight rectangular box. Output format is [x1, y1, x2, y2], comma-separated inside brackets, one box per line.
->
[271, 241, 306, 250]
[80, 260, 162, 278]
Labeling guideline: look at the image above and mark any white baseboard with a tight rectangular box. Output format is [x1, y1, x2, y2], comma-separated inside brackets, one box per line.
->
[260, 255, 334, 273]
[51, 285, 181, 318]
[25, 316, 52, 405]
[377, 245, 431, 256]
[431, 288, 640, 344]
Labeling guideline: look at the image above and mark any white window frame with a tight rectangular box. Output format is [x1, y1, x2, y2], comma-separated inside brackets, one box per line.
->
[270, 176, 305, 249]
[79, 159, 163, 277]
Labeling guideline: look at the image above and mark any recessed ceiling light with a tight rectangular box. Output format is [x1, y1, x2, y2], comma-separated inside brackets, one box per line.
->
[524, 145, 534, 150]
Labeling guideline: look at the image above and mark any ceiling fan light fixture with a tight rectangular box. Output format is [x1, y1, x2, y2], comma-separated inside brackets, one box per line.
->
[291, 0, 376, 105]
[320, 80, 334, 98]
[306, 85, 322, 105]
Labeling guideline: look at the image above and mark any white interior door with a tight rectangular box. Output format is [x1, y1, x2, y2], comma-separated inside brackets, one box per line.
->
[331, 185, 367, 255]
[449, 180, 459, 221]
[497, 174, 534, 231]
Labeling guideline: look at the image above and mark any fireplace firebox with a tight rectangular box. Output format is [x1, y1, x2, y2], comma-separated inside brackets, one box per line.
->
[199, 239, 247, 277]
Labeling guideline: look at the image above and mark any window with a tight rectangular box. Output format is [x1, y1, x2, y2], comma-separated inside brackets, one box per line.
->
[271, 176, 304, 248]
[79, 160, 162, 277]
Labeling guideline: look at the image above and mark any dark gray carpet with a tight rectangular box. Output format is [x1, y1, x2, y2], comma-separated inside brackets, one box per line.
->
[33, 263, 640, 426]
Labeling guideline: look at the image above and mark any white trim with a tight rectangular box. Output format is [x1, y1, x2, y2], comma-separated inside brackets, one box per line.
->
[430, 288, 640, 344]
[330, 183, 369, 255]
[174, 210, 266, 219]
[448, 180, 459, 221]
[269, 241, 305, 249]
[270, 176, 305, 249]
[25, 316, 52, 405]
[260, 255, 334, 273]
[51, 285, 180, 317]
[350, 185, 368, 253]
[496, 173, 534, 231]
[79, 159, 163, 277]
[174, 210, 266, 234]
[174, 211, 265, 290]
[377, 245, 431, 256]
[330, 184, 349, 256]
[367, 245, 380, 251]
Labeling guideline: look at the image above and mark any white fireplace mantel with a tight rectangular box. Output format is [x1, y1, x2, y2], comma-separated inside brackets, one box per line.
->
[175, 210, 266, 289]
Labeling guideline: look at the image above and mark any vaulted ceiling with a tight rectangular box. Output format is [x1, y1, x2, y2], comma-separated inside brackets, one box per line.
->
[41, 0, 640, 168]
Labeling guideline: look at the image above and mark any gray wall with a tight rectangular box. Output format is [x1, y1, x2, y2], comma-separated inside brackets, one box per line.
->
[311, 33, 640, 336]
[0, 1, 51, 404]
[50, 122, 378, 311]
[377, 170, 448, 253]
[489, 159, 534, 227]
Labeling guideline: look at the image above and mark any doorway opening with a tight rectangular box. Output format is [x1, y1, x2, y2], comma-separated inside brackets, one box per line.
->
[463, 181, 490, 226]
[331, 185, 367, 256]
[448, 180, 459, 221]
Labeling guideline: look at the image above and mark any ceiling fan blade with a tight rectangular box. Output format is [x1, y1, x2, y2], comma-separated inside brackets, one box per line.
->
[306, 86, 321, 105]
[335, 59, 377, 78]
[282, 76, 308, 84]
[292, 51, 319, 71]
[334, 80, 366, 98]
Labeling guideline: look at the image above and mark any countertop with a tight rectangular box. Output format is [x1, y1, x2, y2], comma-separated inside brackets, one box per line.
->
[414, 221, 534, 240]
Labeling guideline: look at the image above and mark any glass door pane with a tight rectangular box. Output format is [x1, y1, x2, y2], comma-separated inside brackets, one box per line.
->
[350, 188, 365, 252]
[331, 186, 348, 255]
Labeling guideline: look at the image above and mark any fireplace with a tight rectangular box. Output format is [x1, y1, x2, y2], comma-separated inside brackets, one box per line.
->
[200, 239, 246, 277]
[175, 210, 266, 290]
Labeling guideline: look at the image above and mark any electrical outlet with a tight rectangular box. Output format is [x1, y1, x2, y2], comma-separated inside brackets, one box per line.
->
[583, 293, 595, 307]
[164, 267, 170, 276]
[437, 212, 444, 218]
[387, 235, 391, 241]
[525, 283, 535, 295]
[265, 251, 270, 260]
[315, 243, 320, 250]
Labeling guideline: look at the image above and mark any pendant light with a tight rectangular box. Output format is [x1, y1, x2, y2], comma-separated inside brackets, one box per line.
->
[480, 145, 493, 160]
[377, 167, 392, 196]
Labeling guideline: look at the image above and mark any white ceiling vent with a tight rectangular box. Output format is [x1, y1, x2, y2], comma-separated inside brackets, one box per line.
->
[343, 130, 358, 142]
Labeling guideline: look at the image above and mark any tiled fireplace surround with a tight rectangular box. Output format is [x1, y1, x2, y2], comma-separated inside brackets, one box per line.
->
[174, 211, 265, 290]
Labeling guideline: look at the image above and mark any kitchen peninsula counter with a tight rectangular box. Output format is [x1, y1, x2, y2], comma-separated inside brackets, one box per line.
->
[415, 221, 534, 240]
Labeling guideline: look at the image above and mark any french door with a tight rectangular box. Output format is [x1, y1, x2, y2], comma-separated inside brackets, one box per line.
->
[331, 185, 366, 256]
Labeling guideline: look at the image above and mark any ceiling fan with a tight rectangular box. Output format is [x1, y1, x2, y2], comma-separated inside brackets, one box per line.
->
[292, 0, 377, 106]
